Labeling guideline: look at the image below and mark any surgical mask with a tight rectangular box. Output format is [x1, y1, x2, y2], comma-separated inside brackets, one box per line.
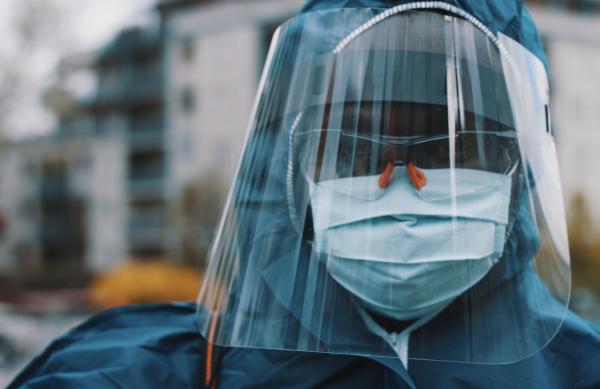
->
[309, 167, 512, 321]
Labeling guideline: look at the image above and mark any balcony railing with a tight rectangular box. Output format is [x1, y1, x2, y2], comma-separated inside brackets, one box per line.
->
[93, 76, 163, 108]
[127, 128, 165, 152]
[128, 177, 166, 202]
[128, 225, 170, 253]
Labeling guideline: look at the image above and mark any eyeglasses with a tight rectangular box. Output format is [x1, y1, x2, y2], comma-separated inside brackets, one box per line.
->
[296, 129, 520, 185]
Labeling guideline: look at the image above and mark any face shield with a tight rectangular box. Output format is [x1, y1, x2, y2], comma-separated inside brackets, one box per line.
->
[197, 7, 571, 364]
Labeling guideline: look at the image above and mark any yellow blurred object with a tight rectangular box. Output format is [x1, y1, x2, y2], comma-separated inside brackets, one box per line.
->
[89, 260, 203, 309]
[568, 193, 600, 295]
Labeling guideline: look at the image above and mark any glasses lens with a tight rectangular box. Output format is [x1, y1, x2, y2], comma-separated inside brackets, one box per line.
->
[411, 132, 519, 174]
[297, 129, 519, 184]
[296, 130, 391, 182]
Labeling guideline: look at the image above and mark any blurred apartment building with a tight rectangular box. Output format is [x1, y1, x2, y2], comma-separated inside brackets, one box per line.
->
[2, 0, 598, 288]
[527, 2, 600, 220]
[158, 0, 302, 255]
[0, 129, 126, 287]
[0, 0, 302, 287]
[90, 27, 165, 259]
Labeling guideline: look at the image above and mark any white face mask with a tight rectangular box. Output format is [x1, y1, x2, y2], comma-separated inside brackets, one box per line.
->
[309, 167, 512, 321]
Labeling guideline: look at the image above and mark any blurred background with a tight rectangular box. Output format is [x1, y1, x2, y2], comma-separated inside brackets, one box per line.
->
[0, 0, 599, 384]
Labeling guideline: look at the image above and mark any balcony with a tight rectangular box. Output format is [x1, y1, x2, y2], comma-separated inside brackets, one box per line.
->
[92, 76, 162, 109]
[128, 224, 170, 255]
[128, 128, 165, 152]
[39, 182, 69, 203]
[128, 177, 166, 202]
[129, 206, 166, 229]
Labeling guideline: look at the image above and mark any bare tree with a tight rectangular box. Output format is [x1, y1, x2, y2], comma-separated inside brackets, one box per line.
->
[568, 193, 600, 294]
[0, 0, 68, 136]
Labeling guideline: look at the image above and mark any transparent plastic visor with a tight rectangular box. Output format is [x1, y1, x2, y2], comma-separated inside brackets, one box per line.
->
[197, 8, 571, 364]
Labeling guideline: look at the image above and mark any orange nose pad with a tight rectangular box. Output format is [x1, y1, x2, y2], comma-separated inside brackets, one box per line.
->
[378, 161, 395, 189]
[406, 162, 427, 190]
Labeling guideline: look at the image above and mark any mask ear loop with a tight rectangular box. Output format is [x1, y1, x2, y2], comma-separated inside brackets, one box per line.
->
[501, 158, 523, 247]
[507, 158, 521, 177]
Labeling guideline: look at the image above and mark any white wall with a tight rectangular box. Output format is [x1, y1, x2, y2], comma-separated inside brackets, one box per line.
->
[0, 143, 41, 273]
[166, 26, 260, 191]
[85, 131, 128, 272]
[163, 0, 302, 198]
[551, 42, 600, 216]
[0, 131, 129, 275]
[529, 6, 600, 220]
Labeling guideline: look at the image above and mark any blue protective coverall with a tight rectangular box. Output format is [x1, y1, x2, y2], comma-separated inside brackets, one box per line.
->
[9, 1, 600, 388]
[8, 302, 600, 388]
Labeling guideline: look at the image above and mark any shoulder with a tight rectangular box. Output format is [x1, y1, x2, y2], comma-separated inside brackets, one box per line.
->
[9, 303, 204, 389]
[545, 311, 600, 387]
[409, 310, 600, 389]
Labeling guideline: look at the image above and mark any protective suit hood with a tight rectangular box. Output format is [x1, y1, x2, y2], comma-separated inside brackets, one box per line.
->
[301, 0, 548, 70]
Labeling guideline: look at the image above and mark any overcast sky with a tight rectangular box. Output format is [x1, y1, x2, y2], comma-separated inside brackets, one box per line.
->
[0, 0, 157, 139]
[61, 0, 157, 54]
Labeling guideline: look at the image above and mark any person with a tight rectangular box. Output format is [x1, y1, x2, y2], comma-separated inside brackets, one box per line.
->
[10, 1, 600, 388]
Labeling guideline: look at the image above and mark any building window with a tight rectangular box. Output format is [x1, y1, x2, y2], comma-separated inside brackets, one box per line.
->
[129, 106, 162, 133]
[181, 36, 195, 62]
[128, 150, 164, 180]
[181, 88, 196, 114]
[180, 133, 193, 161]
